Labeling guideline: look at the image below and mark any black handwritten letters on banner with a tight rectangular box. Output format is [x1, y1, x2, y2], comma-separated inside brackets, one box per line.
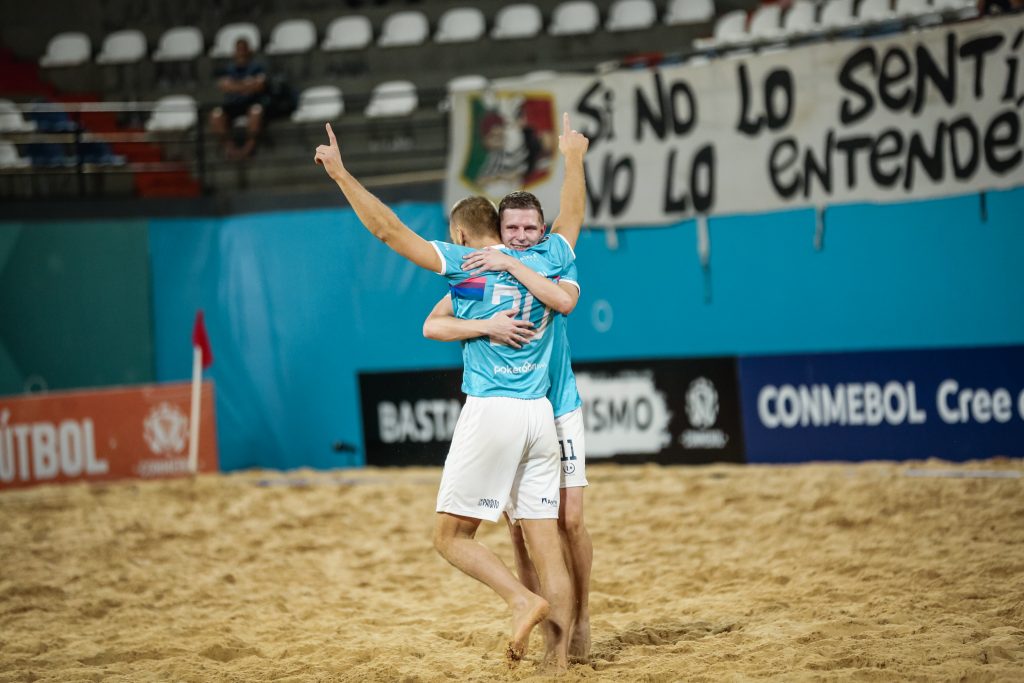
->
[445, 15, 1024, 226]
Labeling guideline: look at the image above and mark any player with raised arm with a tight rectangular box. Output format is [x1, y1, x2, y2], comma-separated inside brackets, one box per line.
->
[314, 122, 579, 669]
[422, 114, 595, 662]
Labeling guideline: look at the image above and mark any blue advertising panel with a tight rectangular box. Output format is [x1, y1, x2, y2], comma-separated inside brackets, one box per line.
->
[739, 346, 1024, 462]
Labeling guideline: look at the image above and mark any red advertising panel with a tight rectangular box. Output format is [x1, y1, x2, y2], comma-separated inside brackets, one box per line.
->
[0, 381, 218, 490]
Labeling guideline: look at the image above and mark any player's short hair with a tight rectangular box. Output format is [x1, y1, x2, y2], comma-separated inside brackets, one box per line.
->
[498, 191, 545, 226]
[450, 196, 500, 240]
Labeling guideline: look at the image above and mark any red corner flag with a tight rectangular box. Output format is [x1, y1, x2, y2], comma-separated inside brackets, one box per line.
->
[192, 310, 214, 368]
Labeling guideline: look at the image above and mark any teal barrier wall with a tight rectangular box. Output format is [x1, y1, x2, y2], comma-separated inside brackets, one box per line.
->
[150, 188, 1024, 471]
[0, 220, 153, 396]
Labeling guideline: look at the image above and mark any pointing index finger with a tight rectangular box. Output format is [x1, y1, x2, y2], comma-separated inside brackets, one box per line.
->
[563, 112, 569, 136]
[325, 122, 337, 145]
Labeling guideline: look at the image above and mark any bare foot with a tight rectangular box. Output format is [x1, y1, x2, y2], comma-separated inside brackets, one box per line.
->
[505, 594, 549, 668]
[569, 617, 591, 664]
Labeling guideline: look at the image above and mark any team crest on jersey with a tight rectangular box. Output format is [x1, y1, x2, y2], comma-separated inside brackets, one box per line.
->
[459, 92, 556, 198]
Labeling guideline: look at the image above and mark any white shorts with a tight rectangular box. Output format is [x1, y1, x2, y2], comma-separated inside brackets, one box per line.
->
[556, 407, 588, 489]
[436, 396, 560, 523]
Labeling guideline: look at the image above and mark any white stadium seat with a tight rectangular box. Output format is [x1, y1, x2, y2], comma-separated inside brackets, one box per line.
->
[0, 99, 38, 133]
[378, 11, 429, 47]
[39, 32, 91, 67]
[858, 0, 897, 23]
[265, 19, 317, 55]
[932, 0, 978, 18]
[896, 0, 936, 18]
[0, 142, 31, 168]
[435, 7, 486, 43]
[152, 26, 203, 62]
[665, 0, 714, 25]
[781, 0, 819, 36]
[291, 86, 343, 122]
[321, 16, 373, 51]
[606, 0, 657, 32]
[446, 74, 489, 93]
[492, 4, 543, 40]
[209, 23, 261, 58]
[819, 0, 859, 29]
[549, 0, 601, 36]
[749, 4, 783, 40]
[145, 95, 197, 131]
[365, 81, 418, 117]
[96, 30, 147, 65]
[694, 10, 748, 50]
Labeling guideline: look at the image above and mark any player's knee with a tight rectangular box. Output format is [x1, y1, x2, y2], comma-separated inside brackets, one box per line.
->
[560, 504, 585, 538]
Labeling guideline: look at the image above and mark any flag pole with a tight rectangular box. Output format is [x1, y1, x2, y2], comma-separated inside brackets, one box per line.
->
[188, 345, 202, 475]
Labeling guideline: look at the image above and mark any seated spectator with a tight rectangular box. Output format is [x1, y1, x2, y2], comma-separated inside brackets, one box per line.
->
[209, 38, 268, 159]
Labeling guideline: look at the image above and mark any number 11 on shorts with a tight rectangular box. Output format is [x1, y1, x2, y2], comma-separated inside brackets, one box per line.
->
[559, 439, 576, 462]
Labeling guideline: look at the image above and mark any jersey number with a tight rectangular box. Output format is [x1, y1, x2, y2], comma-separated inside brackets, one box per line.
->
[559, 439, 577, 462]
[491, 284, 551, 343]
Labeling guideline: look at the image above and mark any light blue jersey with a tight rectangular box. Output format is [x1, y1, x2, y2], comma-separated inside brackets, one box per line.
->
[547, 313, 582, 418]
[432, 234, 576, 400]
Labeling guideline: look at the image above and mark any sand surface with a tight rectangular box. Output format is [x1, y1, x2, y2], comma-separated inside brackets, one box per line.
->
[1, 460, 1023, 682]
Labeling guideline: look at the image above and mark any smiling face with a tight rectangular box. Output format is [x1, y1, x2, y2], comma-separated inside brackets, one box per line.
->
[497, 191, 546, 251]
[500, 208, 544, 251]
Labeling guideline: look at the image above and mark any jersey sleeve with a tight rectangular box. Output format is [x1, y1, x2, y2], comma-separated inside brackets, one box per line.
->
[430, 240, 469, 283]
[551, 232, 576, 261]
[559, 259, 580, 294]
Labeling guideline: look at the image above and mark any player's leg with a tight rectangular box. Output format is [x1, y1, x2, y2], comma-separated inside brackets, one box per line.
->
[504, 512, 540, 594]
[511, 399, 573, 669]
[556, 407, 592, 662]
[560, 485, 592, 662]
[433, 512, 549, 655]
[434, 396, 549, 662]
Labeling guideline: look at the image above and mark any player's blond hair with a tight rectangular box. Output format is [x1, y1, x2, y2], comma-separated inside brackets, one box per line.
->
[450, 196, 500, 240]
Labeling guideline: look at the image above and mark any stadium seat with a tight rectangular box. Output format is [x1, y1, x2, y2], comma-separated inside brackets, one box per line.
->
[96, 30, 147, 65]
[321, 16, 373, 51]
[819, 0, 859, 29]
[748, 4, 784, 40]
[378, 11, 429, 47]
[895, 0, 937, 18]
[265, 19, 317, 55]
[606, 0, 657, 32]
[781, 0, 818, 36]
[365, 81, 418, 117]
[0, 100, 38, 132]
[0, 142, 31, 168]
[858, 0, 897, 23]
[145, 95, 197, 131]
[693, 10, 748, 50]
[932, 0, 978, 18]
[291, 85, 343, 122]
[39, 32, 91, 67]
[664, 0, 714, 25]
[152, 26, 204, 62]
[446, 74, 489, 93]
[549, 1, 601, 36]
[209, 23, 261, 58]
[435, 7, 486, 43]
[492, 4, 543, 40]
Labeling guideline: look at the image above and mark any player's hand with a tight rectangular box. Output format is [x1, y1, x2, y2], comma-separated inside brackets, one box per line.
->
[462, 247, 517, 275]
[558, 112, 589, 159]
[313, 122, 345, 179]
[486, 309, 535, 349]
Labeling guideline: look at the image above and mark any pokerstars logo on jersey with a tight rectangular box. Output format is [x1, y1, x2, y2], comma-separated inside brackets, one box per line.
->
[493, 361, 546, 376]
[681, 377, 728, 449]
